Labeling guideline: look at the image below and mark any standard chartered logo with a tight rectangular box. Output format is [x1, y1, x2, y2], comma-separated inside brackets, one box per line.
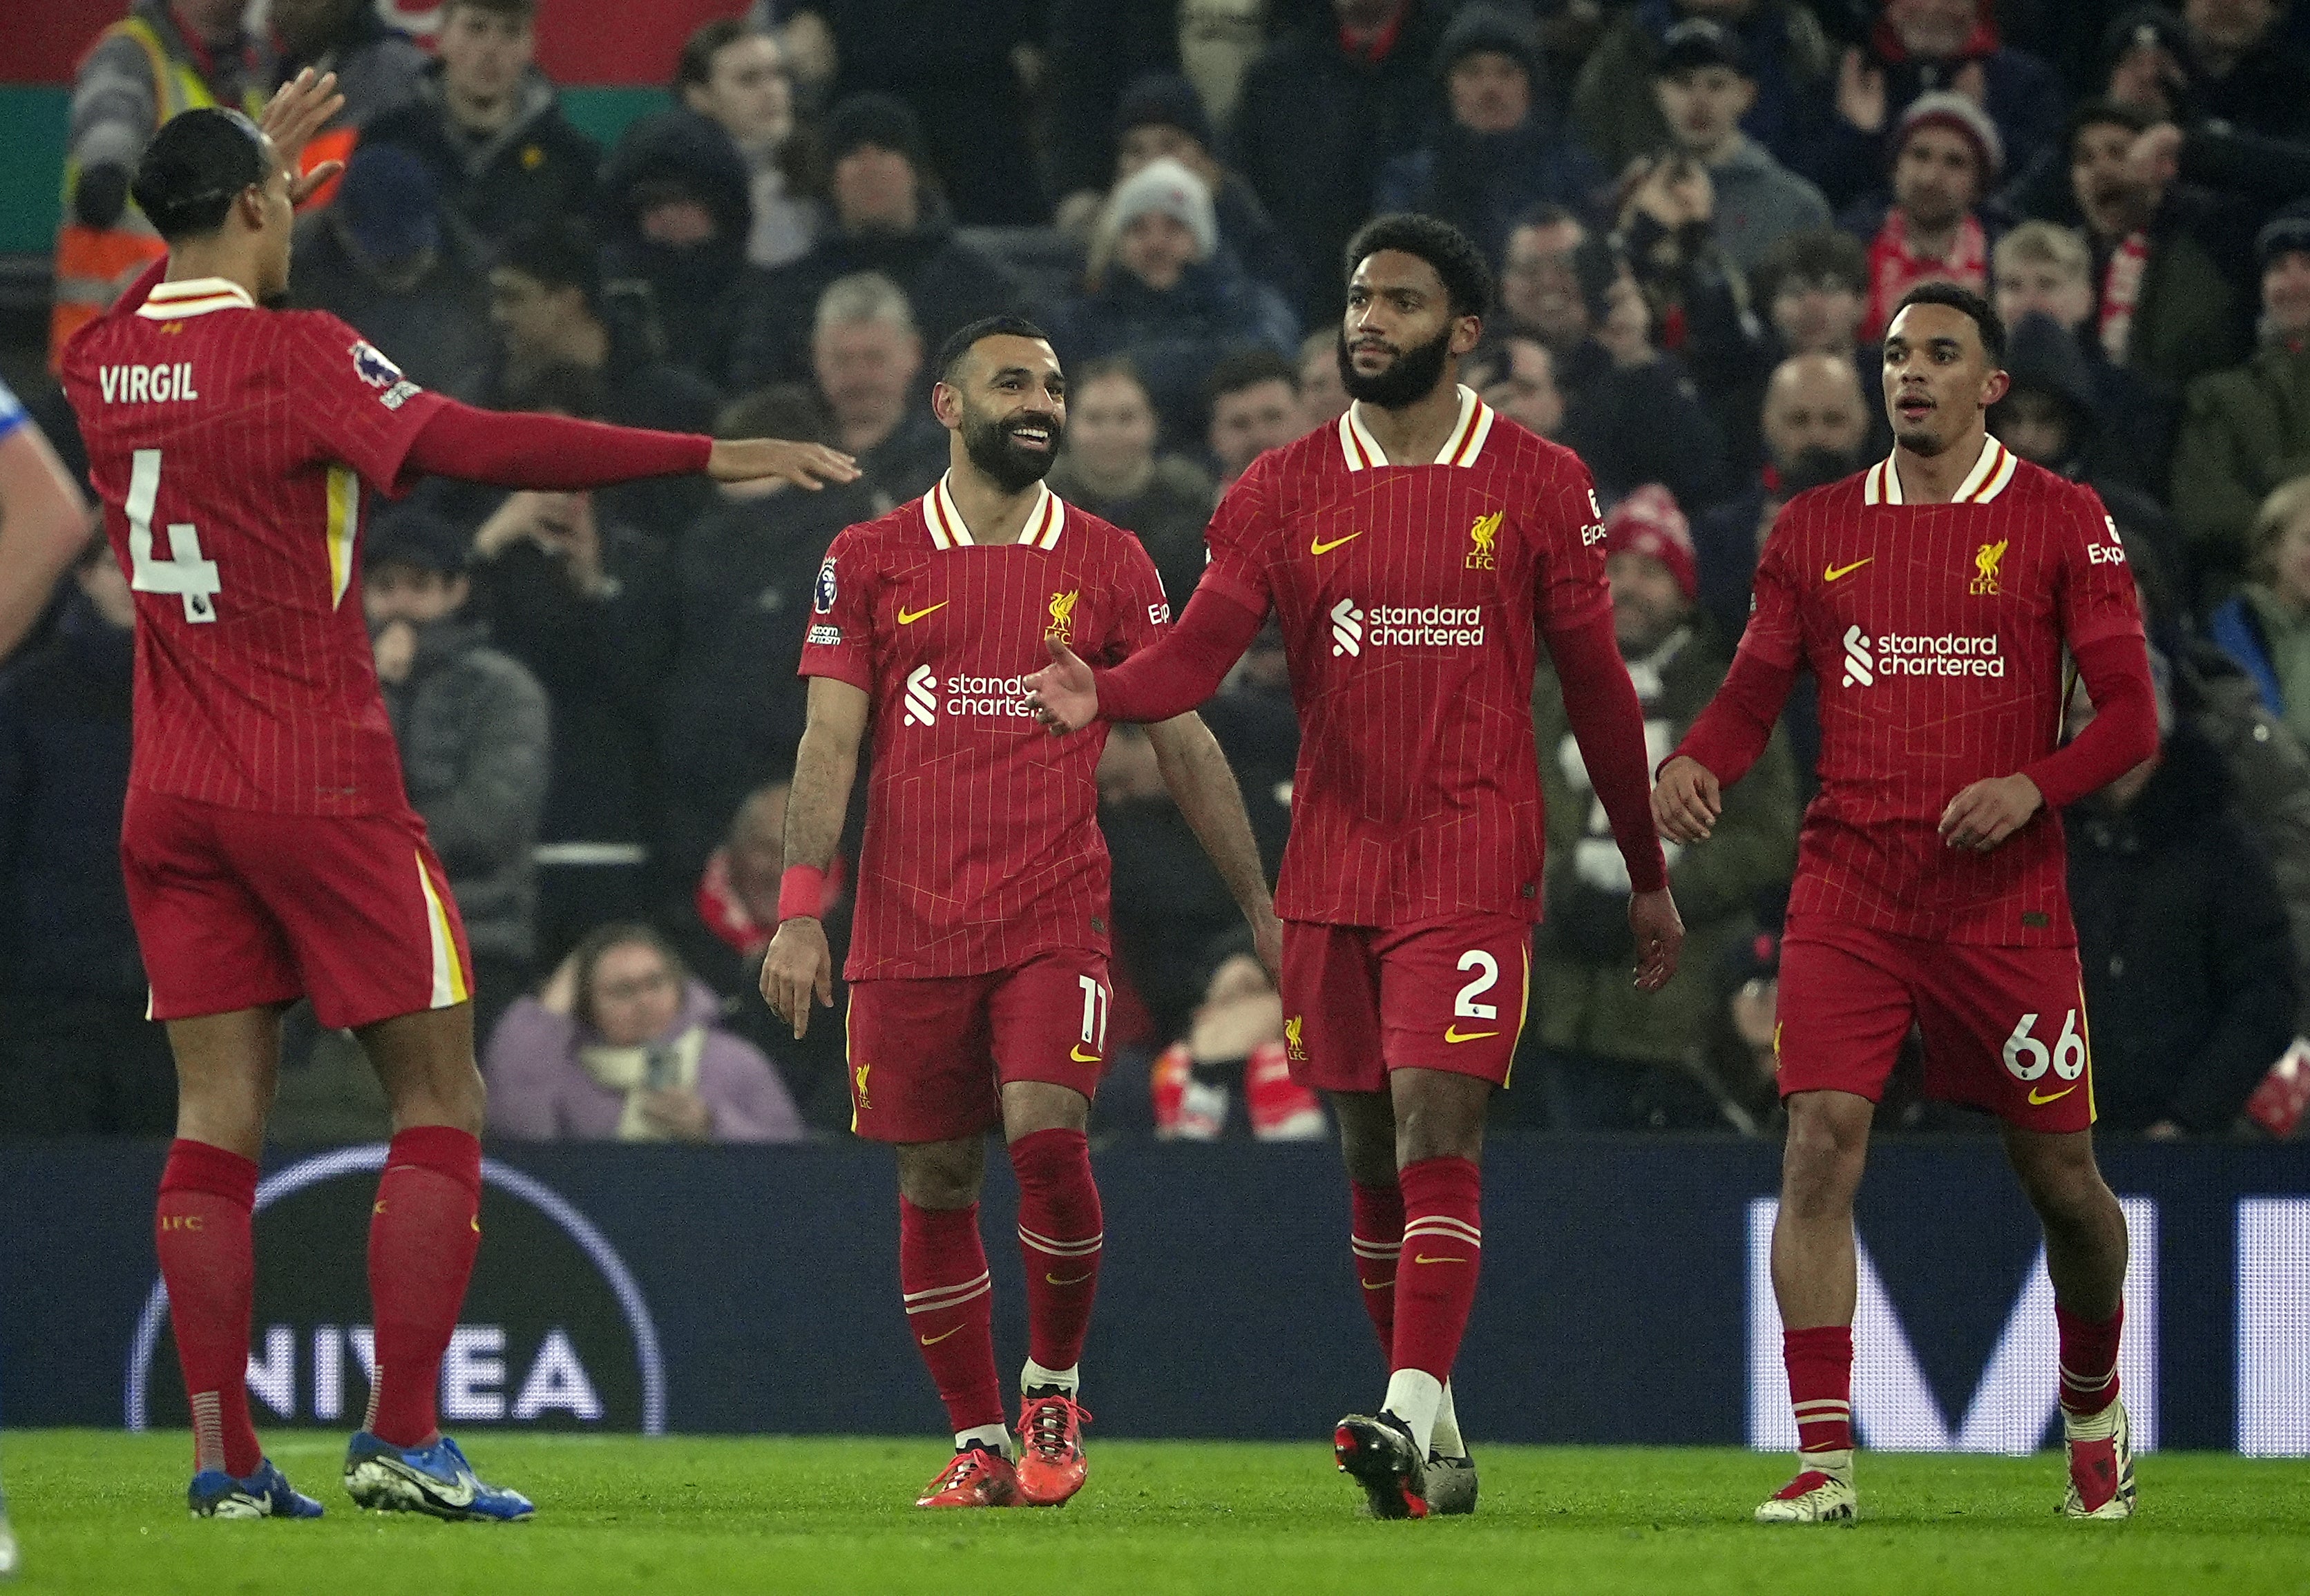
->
[1332, 597, 1484, 657]
[904, 665, 938, 725]
[1842, 624, 2004, 688]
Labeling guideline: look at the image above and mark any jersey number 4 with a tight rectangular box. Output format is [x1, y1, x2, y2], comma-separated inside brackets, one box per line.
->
[125, 448, 222, 623]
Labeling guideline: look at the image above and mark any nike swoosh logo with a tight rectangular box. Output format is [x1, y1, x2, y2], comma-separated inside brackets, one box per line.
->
[2028, 1083, 2079, 1105]
[1069, 1045, 1102, 1064]
[1444, 1026, 1499, 1044]
[1359, 1276, 1395, 1291]
[1413, 1254, 1469, 1265]
[919, 1325, 964, 1346]
[897, 602, 946, 625]
[1045, 1271, 1094, 1287]
[1310, 531, 1362, 556]
[1823, 559, 1873, 583]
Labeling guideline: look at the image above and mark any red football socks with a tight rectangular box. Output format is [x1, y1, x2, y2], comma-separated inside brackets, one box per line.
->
[1784, 1325, 1855, 1455]
[365, 1126, 482, 1448]
[156, 1139, 263, 1477]
[1010, 1128, 1102, 1376]
[2057, 1302, 2123, 1419]
[1350, 1178, 1404, 1357]
[899, 1197, 1005, 1436]
[1392, 1157, 1482, 1379]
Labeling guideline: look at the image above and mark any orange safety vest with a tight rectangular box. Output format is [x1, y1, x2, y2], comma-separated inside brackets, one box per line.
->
[50, 15, 267, 365]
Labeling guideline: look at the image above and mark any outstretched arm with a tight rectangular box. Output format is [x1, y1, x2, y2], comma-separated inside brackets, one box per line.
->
[1145, 711, 1283, 979]
[1025, 581, 1265, 731]
[0, 416, 94, 664]
[758, 675, 869, 1039]
[402, 401, 856, 494]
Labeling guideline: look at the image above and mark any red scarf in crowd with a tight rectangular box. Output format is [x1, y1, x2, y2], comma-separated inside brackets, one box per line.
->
[695, 847, 846, 959]
[1863, 210, 1989, 339]
[2097, 231, 2152, 366]
[1868, 3, 1999, 65]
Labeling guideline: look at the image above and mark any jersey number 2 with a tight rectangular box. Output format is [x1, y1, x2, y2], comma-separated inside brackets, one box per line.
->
[125, 448, 221, 623]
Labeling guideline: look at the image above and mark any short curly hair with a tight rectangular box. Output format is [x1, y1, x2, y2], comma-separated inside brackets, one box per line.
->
[1344, 213, 1495, 321]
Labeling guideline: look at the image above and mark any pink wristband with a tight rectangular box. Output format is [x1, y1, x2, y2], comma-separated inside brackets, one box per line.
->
[776, 865, 825, 923]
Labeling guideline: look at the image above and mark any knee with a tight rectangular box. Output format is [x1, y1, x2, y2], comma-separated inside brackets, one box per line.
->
[2018, 1150, 2115, 1227]
[1782, 1102, 1867, 1211]
[897, 1142, 984, 1211]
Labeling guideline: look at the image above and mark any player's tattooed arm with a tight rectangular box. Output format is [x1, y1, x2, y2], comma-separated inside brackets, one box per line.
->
[761, 677, 868, 1038]
[1146, 713, 1283, 979]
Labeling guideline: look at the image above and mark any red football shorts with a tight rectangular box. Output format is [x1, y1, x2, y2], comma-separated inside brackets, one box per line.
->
[1281, 913, 1532, 1094]
[121, 789, 475, 1032]
[843, 950, 1110, 1142]
[1775, 918, 2095, 1133]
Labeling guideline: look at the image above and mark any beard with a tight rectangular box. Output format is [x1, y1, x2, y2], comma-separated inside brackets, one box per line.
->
[1337, 322, 1454, 410]
[962, 407, 1064, 493]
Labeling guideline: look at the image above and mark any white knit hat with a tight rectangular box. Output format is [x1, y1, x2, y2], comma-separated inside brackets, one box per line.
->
[1107, 156, 1218, 259]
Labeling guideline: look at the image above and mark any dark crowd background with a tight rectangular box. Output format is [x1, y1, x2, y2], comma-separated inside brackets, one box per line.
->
[6, 0, 2310, 1150]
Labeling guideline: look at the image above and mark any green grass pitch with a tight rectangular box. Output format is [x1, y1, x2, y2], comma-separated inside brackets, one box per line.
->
[3, 1432, 2305, 1595]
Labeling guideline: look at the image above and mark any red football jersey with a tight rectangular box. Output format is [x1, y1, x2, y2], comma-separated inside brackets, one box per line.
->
[800, 475, 1172, 979]
[61, 276, 446, 815]
[1201, 388, 1610, 926]
[1733, 439, 2143, 944]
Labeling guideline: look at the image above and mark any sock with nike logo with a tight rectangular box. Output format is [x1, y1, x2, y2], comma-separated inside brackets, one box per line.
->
[1784, 1323, 1855, 1470]
[157, 1137, 264, 1477]
[1010, 1127, 1102, 1377]
[899, 1197, 1006, 1441]
[1389, 1155, 1482, 1456]
[1349, 1178, 1403, 1356]
[366, 1125, 482, 1449]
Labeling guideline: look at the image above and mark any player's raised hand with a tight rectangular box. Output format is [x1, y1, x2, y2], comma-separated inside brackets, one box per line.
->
[707, 438, 860, 490]
[1938, 773, 2044, 852]
[260, 68, 347, 204]
[1023, 637, 1099, 734]
[1652, 755, 1722, 843]
[1629, 887, 1683, 991]
[758, 916, 834, 1040]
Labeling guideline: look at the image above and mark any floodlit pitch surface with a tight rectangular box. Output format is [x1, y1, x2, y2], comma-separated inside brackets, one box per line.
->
[3, 1432, 2304, 1594]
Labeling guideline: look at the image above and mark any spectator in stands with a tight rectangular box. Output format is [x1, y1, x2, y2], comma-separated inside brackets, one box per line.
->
[672, 780, 854, 1131]
[1697, 351, 1871, 641]
[725, 93, 1022, 392]
[464, 430, 675, 963]
[674, 18, 823, 270]
[55, 0, 269, 358]
[808, 271, 948, 509]
[485, 923, 804, 1142]
[1372, 3, 1605, 270]
[2065, 664, 2298, 1137]
[1051, 157, 1299, 450]
[1044, 358, 1217, 613]
[268, 0, 427, 141]
[1478, 333, 1567, 441]
[288, 143, 495, 402]
[1840, 92, 2003, 340]
[365, 508, 549, 1048]
[1753, 228, 1871, 364]
[1639, 19, 1831, 273]
[1297, 327, 1351, 427]
[1149, 940, 1326, 1142]
[658, 387, 879, 883]
[599, 106, 756, 383]
[1531, 486, 1799, 1129]
[1989, 313, 2179, 571]
[0, 539, 173, 1136]
[2161, 0, 2310, 144]
[2175, 208, 2310, 597]
[1571, 0, 1837, 186]
[1498, 206, 1728, 510]
[1225, 0, 1449, 322]
[1205, 348, 1302, 492]
[2209, 478, 2310, 748]
[2063, 99, 2246, 402]
[363, 0, 600, 251]
[1811, 0, 2065, 213]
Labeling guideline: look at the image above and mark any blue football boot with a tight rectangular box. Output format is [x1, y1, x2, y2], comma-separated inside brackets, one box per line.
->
[187, 1457, 326, 1519]
[343, 1432, 534, 1522]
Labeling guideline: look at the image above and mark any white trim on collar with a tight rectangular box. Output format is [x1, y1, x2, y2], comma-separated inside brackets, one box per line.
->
[924, 473, 1066, 550]
[1336, 385, 1496, 470]
[135, 278, 258, 320]
[1864, 435, 2017, 507]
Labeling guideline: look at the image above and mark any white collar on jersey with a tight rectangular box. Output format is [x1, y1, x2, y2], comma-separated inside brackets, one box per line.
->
[135, 278, 258, 320]
[923, 471, 1067, 550]
[1864, 434, 2018, 506]
[1337, 384, 1496, 471]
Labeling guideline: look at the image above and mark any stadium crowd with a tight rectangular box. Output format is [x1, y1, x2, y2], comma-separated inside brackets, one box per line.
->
[6, 0, 2310, 1144]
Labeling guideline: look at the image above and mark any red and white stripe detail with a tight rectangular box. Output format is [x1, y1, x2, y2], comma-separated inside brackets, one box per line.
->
[1337, 385, 1496, 472]
[1351, 1234, 1402, 1262]
[1017, 1222, 1103, 1260]
[1863, 436, 2017, 506]
[1402, 1215, 1482, 1249]
[191, 1389, 227, 1473]
[902, 1269, 993, 1316]
[1793, 1398, 1851, 1422]
[136, 277, 256, 321]
[923, 472, 1067, 550]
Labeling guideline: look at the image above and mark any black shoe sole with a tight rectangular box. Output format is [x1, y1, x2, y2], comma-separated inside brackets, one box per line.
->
[1334, 1415, 1428, 1519]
